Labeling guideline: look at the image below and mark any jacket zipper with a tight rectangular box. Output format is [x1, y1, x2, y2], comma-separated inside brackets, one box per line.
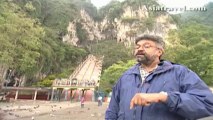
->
[133, 73, 153, 120]
[133, 74, 146, 120]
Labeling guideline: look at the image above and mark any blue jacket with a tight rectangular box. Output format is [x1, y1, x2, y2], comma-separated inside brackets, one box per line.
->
[105, 61, 213, 120]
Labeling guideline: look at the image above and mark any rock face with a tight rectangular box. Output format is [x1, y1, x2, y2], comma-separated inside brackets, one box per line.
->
[63, 5, 177, 46]
[62, 22, 79, 46]
[114, 5, 149, 47]
[80, 10, 104, 41]
[63, 10, 105, 46]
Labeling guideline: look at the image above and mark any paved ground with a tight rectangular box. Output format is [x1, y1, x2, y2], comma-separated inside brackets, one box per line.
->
[0, 101, 107, 120]
[0, 100, 212, 120]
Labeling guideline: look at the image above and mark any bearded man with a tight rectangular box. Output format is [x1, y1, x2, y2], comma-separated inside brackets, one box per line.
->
[105, 34, 213, 120]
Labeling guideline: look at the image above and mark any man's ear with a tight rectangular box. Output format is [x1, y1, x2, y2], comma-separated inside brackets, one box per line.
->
[158, 49, 164, 56]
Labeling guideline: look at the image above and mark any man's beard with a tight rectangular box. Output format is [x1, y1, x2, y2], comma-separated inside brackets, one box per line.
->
[135, 51, 156, 65]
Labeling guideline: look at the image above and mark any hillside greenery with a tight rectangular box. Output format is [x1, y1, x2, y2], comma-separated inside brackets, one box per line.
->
[0, 0, 88, 86]
[88, 40, 134, 70]
[165, 21, 213, 85]
[180, 2, 213, 26]
[100, 60, 136, 93]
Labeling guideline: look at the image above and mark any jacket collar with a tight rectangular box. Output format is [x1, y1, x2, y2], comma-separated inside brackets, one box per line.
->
[126, 60, 174, 75]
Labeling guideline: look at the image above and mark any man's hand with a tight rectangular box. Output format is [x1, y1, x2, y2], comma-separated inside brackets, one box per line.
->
[130, 93, 168, 109]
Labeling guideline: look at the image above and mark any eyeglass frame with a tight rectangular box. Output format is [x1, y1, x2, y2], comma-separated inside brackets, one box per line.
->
[134, 43, 160, 50]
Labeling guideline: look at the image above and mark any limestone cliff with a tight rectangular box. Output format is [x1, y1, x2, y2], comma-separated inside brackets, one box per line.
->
[63, 4, 177, 47]
[62, 22, 79, 46]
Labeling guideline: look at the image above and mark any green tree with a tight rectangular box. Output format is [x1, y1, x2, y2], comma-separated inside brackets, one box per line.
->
[180, 2, 213, 26]
[13, 0, 80, 36]
[89, 40, 134, 69]
[98, 1, 123, 21]
[0, 1, 88, 86]
[165, 22, 213, 86]
[72, 0, 98, 20]
[76, 22, 89, 44]
[0, 1, 45, 77]
[100, 60, 136, 93]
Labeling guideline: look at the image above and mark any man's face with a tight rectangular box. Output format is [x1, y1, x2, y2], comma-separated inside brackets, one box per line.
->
[134, 40, 162, 65]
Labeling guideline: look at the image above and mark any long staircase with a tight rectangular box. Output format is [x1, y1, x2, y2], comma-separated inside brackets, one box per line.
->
[52, 54, 103, 89]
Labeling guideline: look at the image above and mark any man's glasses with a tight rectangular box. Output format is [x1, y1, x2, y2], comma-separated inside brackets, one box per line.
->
[134, 44, 157, 49]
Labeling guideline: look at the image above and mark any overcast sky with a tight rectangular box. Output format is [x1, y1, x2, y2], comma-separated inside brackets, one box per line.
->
[91, 0, 213, 8]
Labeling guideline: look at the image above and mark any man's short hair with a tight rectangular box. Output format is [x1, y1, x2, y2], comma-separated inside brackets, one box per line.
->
[135, 34, 165, 49]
